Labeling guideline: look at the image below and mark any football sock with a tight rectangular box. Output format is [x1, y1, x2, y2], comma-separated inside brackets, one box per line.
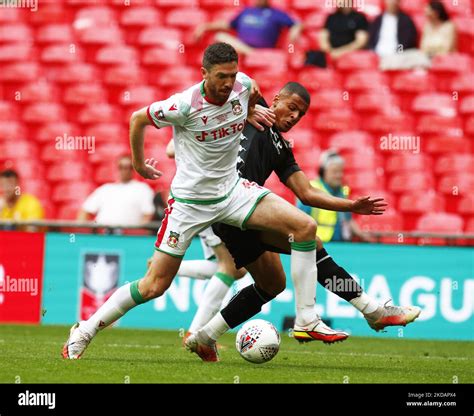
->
[291, 240, 318, 327]
[79, 280, 145, 337]
[350, 292, 380, 314]
[176, 260, 218, 280]
[316, 248, 363, 302]
[188, 272, 234, 333]
[203, 284, 274, 340]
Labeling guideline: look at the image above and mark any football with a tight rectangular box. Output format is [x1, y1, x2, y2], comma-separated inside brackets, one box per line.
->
[235, 319, 280, 364]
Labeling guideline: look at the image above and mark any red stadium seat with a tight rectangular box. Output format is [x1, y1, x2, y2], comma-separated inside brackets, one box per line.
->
[54, 63, 98, 84]
[311, 90, 349, 111]
[85, 123, 127, 143]
[120, 6, 162, 28]
[74, 6, 117, 28]
[18, 81, 59, 103]
[56, 204, 82, 220]
[365, 114, 415, 134]
[0, 44, 34, 63]
[138, 27, 182, 48]
[0, 7, 22, 24]
[356, 209, 404, 242]
[453, 17, 474, 55]
[344, 70, 389, 92]
[0, 24, 32, 44]
[465, 218, 474, 233]
[0, 121, 25, 140]
[327, 130, 373, 150]
[63, 83, 107, 105]
[244, 49, 288, 70]
[314, 111, 359, 134]
[458, 195, 474, 216]
[94, 163, 119, 184]
[412, 93, 457, 117]
[88, 142, 129, 164]
[0, 141, 36, 160]
[46, 161, 91, 182]
[78, 25, 123, 46]
[450, 74, 474, 93]
[151, 66, 200, 89]
[21, 179, 51, 201]
[417, 115, 463, 136]
[41, 44, 83, 64]
[52, 182, 95, 204]
[399, 192, 445, 229]
[466, 116, 474, 137]
[435, 154, 474, 175]
[22, 102, 65, 123]
[336, 51, 378, 71]
[344, 171, 382, 191]
[119, 85, 157, 108]
[431, 53, 472, 74]
[142, 47, 185, 67]
[342, 152, 383, 172]
[96, 45, 138, 66]
[0, 62, 40, 83]
[301, 11, 327, 30]
[36, 24, 74, 44]
[78, 103, 121, 124]
[165, 8, 209, 29]
[386, 154, 433, 174]
[444, 0, 472, 16]
[297, 68, 342, 91]
[353, 92, 400, 115]
[392, 70, 436, 110]
[292, 0, 322, 11]
[156, 0, 197, 7]
[388, 172, 434, 194]
[40, 143, 85, 164]
[0, 101, 18, 121]
[36, 122, 79, 143]
[425, 137, 471, 154]
[438, 174, 474, 196]
[460, 95, 474, 116]
[416, 213, 464, 233]
[103, 65, 145, 87]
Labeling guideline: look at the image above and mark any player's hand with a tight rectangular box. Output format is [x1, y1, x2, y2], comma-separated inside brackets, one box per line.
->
[249, 78, 262, 108]
[351, 196, 387, 215]
[135, 158, 163, 180]
[248, 105, 276, 131]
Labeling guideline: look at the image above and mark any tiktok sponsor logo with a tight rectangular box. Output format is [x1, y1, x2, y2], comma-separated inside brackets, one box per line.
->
[195, 121, 246, 142]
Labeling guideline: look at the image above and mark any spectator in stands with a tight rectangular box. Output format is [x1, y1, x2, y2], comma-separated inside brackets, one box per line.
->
[297, 151, 372, 243]
[0, 169, 44, 225]
[193, 0, 303, 55]
[369, 0, 418, 57]
[306, 5, 369, 67]
[77, 155, 154, 226]
[420, 0, 457, 57]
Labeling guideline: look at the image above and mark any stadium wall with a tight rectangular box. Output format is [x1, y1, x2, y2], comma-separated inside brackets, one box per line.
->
[0, 231, 472, 341]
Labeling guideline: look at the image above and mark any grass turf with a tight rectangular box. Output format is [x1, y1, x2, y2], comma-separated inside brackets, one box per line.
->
[0, 325, 472, 384]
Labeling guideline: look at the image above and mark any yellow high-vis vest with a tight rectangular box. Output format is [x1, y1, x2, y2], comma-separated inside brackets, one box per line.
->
[309, 179, 350, 242]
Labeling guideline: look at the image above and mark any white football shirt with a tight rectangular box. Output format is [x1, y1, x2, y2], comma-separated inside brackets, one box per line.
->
[147, 72, 251, 202]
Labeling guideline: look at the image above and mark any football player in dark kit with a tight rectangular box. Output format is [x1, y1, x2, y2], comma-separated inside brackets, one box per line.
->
[185, 82, 421, 361]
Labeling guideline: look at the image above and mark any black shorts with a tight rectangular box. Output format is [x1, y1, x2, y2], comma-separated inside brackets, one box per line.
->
[212, 223, 287, 269]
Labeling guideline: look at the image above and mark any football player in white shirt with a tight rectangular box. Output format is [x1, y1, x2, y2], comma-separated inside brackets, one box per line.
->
[62, 43, 343, 362]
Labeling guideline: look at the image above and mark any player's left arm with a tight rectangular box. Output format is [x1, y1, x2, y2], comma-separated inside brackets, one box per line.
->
[285, 171, 387, 215]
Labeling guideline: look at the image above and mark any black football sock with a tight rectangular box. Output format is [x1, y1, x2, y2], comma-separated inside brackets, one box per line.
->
[316, 248, 363, 302]
[220, 284, 274, 329]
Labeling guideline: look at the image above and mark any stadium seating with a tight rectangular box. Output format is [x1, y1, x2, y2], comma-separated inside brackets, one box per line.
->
[0, 0, 471, 246]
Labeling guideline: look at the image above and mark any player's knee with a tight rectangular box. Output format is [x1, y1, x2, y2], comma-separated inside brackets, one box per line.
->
[294, 216, 317, 241]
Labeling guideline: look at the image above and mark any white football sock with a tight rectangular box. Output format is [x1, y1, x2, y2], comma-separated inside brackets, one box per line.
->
[188, 272, 234, 333]
[291, 241, 318, 327]
[350, 292, 380, 314]
[177, 260, 218, 280]
[79, 280, 144, 337]
[201, 312, 230, 342]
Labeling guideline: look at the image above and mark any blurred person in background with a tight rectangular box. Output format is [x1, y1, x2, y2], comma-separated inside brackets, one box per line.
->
[306, 3, 369, 67]
[369, 0, 418, 57]
[0, 169, 44, 230]
[420, 0, 456, 57]
[297, 150, 372, 242]
[193, 0, 303, 55]
[77, 155, 154, 226]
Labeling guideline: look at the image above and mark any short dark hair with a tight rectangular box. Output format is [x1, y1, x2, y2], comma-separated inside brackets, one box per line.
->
[0, 169, 19, 180]
[280, 82, 311, 106]
[202, 42, 238, 70]
[429, 0, 450, 21]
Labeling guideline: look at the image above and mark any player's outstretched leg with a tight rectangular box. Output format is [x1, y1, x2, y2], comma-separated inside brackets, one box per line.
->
[62, 250, 180, 359]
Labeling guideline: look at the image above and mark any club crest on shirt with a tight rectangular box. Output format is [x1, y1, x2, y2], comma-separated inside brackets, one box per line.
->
[231, 99, 243, 116]
[167, 231, 180, 248]
[154, 109, 165, 120]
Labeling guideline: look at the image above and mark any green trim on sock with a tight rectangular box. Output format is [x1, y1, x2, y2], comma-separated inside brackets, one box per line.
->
[130, 280, 146, 305]
[215, 272, 235, 287]
[291, 240, 316, 251]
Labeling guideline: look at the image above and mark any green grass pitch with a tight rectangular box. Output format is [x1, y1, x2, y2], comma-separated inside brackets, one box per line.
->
[0, 325, 472, 384]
